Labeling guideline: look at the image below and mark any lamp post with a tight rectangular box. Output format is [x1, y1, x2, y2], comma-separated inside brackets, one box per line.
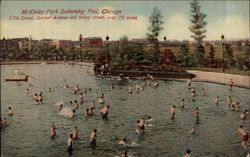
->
[221, 34, 225, 72]
[79, 34, 83, 62]
[163, 36, 167, 65]
[105, 36, 109, 64]
[26, 38, 29, 61]
[3, 37, 6, 60]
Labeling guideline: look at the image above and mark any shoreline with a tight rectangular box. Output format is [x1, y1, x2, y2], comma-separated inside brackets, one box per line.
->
[1, 61, 249, 88]
[187, 70, 250, 89]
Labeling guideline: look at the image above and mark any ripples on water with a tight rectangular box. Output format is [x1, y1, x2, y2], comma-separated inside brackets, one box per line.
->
[1, 64, 250, 157]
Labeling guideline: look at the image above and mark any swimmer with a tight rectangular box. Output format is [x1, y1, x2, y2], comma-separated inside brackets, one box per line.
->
[111, 83, 115, 89]
[201, 87, 205, 96]
[100, 105, 110, 119]
[244, 110, 249, 115]
[34, 93, 38, 101]
[58, 104, 63, 111]
[184, 149, 191, 157]
[86, 68, 90, 73]
[180, 99, 185, 108]
[89, 129, 97, 146]
[119, 137, 127, 145]
[227, 96, 233, 107]
[35, 100, 40, 105]
[146, 116, 153, 122]
[75, 85, 80, 91]
[136, 119, 145, 134]
[228, 78, 234, 90]
[187, 78, 192, 88]
[74, 100, 79, 109]
[98, 97, 105, 104]
[25, 89, 30, 94]
[71, 127, 78, 139]
[67, 134, 73, 152]
[47, 88, 52, 92]
[214, 96, 219, 104]
[70, 101, 73, 106]
[121, 150, 128, 157]
[232, 102, 240, 111]
[38, 93, 43, 102]
[7, 107, 13, 116]
[170, 105, 176, 119]
[189, 127, 196, 134]
[154, 80, 159, 88]
[100, 93, 104, 99]
[193, 107, 199, 123]
[79, 93, 84, 103]
[85, 108, 93, 116]
[50, 123, 57, 139]
[191, 87, 196, 98]
[90, 101, 96, 109]
[234, 125, 249, 149]
[69, 110, 76, 118]
[64, 84, 69, 88]
[128, 85, 133, 94]
[84, 88, 88, 94]
[240, 112, 247, 119]
[2, 117, 8, 127]
[85, 108, 90, 116]
[88, 88, 92, 91]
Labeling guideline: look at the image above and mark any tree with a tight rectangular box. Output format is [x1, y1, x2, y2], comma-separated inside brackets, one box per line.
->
[189, 0, 207, 65]
[207, 44, 216, 67]
[146, 6, 164, 65]
[177, 43, 189, 67]
[224, 43, 235, 68]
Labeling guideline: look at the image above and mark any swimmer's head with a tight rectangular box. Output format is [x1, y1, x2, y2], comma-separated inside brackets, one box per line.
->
[70, 101, 73, 103]
[93, 129, 97, 133]
[107, 105, 110, 109]
[182, 99, 185, 101]
[173, 105, 176, 108]
[35, 93, 37, 96]
[186, 149, 191, 154]
[148, 116, 152, 119]
[8, 107, 11, 110]
[86, 108, 89, 111]
[137, 120, 140, 123]
[240, 125, 243, 128]
[123, 137, 127, 142]
[72, 110, 75, 113]
[245, 110, 248, 112]
[122, 150, 128, 155]
[74, 100, 77, 103]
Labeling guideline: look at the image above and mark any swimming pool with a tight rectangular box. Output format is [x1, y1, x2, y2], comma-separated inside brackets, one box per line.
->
[1, 64, 249, 157]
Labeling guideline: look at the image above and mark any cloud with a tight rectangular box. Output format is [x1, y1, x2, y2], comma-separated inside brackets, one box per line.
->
[206, 15, 249, 40]
[162, 14, 191, 41]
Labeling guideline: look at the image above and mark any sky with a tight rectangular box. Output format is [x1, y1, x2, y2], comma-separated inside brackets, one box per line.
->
[1, 1, 249, 41]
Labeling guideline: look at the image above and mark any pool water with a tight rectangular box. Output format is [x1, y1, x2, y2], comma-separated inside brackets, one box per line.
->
[1, 64, 249, 157]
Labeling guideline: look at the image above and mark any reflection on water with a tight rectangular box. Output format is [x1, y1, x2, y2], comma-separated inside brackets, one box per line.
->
[1, 64, 250, 157]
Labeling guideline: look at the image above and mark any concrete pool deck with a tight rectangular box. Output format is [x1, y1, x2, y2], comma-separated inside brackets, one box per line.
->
[187, 70, 250, 88]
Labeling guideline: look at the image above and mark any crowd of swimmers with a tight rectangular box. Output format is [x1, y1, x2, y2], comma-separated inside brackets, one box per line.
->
[2, 68, 249, 157]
